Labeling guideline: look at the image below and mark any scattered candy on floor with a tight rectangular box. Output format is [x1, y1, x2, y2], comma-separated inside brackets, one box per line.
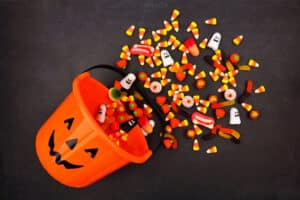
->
[102, 9, 266, 154]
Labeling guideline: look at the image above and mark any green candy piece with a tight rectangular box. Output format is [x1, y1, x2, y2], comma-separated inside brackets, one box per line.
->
[108, 88, 121, 101]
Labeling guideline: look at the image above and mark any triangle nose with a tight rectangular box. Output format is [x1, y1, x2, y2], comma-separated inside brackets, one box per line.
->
[66, 138, 78, 150]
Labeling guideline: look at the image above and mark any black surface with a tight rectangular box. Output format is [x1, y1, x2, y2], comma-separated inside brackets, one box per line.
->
[1, 0, 300, 199]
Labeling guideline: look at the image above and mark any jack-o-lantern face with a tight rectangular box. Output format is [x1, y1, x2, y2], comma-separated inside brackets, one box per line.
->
[47, 117, 98, 169]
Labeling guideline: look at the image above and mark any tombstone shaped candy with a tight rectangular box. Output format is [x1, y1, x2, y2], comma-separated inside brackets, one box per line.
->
[229, 107, 241, 125]
[161, 49, 174, 67]
[120, 73, 136, 90]
[207, 32, 222, 51]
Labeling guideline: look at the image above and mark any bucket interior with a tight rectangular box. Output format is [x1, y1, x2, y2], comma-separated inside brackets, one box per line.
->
[74, 73, 151, 159]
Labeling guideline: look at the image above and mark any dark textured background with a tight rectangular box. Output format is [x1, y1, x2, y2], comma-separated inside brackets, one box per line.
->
[1, 0, 300, 199]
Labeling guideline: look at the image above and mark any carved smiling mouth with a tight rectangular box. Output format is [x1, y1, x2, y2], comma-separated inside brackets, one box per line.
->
[48, 130, 83, 169]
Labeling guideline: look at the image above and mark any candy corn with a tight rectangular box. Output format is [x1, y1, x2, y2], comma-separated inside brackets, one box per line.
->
[170, 9, 180, 21]
[199, 38, 208, 49]
[217, 84, 229, 93]
[125, 25, 135, 36]
[205, 17, 217, 25]
[206, 145, 217, 154]
[171, 20, 179, 32]
[255, 85, 266, 94]
[152, 31, 161, 42]
[151, 71, 162, 78]
[233, 35, 243, 46]
[158, 41, 169, 48]
[181, 52, 188, 64]
[197, 106, 208, 114]
[200, 99, 210, 107]
[241, 102, 253, 112]
[191, 28, 200, 39]
[140, 38, 152, 46]
[164, 20, 173, 31]
[171, 40, 181, 50]
[186, 21, 197, 32]
[209, 71, 219, 82]
[153, 56, 162, 67]
[194, 125, 203, 135]
[165, 111, 175, 121]
[248, 59, 259, 67]
[156, 29, 167, 36]
[138, 27, 146, 40]
[194, 70, 206, 79]
[160, 78, 171, 86]
[143, 77, 151, 88]
[179, 119, 189, 127]
[193, 139, 200, 151]
[168, 35, 177, 45]
[138, 55, 145, 65]
[229, 77, 237, 87]
[193, 95, 200, 106]
[145, 57, 154, 67]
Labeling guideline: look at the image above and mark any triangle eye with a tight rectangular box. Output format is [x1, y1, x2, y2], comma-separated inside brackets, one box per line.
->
[66, 138, 78, 150]
[64, 117, 74, 130]
[85, 148, 98, 158]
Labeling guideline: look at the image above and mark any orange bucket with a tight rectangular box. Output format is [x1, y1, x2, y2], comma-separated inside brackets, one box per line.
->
[36, 72, 152, 188]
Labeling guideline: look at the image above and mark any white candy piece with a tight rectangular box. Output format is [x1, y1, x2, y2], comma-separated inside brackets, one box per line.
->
[229, 107, 241, 125]
[96, 104, 106, 123]
[150, 81, 162, 94]
[224, 88, 237, 101]
[207, 32, 222, 51]
[120, 73, 136, 90]
[161, 49, 174, 67]
[182, 95, 194, 108]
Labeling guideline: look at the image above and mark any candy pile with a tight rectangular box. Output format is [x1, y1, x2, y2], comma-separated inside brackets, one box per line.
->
[96, 75, 156, 146]
[108, 9, 266, 153]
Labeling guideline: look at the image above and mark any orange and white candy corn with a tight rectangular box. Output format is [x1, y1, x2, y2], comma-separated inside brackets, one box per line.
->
[138, 55, 145, 65]
[144, 77, 151, 88]
[171, 40, 181, 50]
[199, 38, 208, 49]
[153, 56, 162, 67]
[229, 77, 237, 87]
[186, 21, 197, 32]
[154, 47, 161, 57]
[205, 17, 217, 25]
[168, 35, 177, 45]
[233, 35, 243, 46]
[152, 31, 161, 42]
[254, 85, 266, 94]
[194, 125, 203, 135]
[193, 95, 200, 106]
[151, 71, 162, 78]
[197, 106, 208, 114]
[194, 70, 206, 79]
[170, 9, 180, 21]
[200, 99, 210, 107]
[160, 67, 168, 79]
[120, 52, 131, 60]
[181, 52, 188, 64]
[171, 20, 179, 32]
[241, 102, 253, 112]
[209, 71, 219, 82]
[206, 145, 217, 154]
[158, 41, 169, 48]
[138, 27, 146, 40]
[163, 20, 173, 31]
[160, 79, 171, 87]
[248, 59, 259, 67]
[140, 38, 152, 46]
[193, 139, 200, 151]
[145, 57, 154, 68]
[217, 84, 229, 93]
[156, 29, 167, 36]
[125, 25, 135, 36]
[165, 111, 175, 121]
[191, 28, 200, 39]
[179, 119, 189, 127]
